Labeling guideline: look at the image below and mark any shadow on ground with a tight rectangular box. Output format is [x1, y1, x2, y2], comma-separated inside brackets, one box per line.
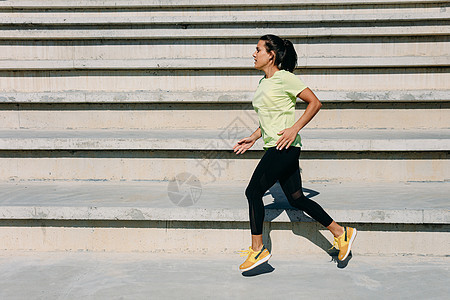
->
[262, 182, 353, 269]
[242, 261, 275, 277]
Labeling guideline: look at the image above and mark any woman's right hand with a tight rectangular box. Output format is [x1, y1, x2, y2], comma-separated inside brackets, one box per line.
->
[233, 136, 256, 155]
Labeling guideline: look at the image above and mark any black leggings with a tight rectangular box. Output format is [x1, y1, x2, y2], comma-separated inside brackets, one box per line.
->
[245, 147, 333, 235]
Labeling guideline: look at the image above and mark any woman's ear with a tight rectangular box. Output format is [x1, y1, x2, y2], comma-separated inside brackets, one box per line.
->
[269, 51, 275, 61]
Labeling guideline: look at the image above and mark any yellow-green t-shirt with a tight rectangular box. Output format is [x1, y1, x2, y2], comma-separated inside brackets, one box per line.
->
[252, 70, 308, 149]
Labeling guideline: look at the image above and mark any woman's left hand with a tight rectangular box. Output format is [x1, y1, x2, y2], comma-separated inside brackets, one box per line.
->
[276, 126, 299, 150]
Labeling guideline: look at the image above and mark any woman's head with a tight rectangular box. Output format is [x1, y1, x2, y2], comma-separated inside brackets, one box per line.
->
[253, 34, 297, 73]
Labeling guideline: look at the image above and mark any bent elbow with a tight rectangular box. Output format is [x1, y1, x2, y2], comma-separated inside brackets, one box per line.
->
[316, 100, 322, 110]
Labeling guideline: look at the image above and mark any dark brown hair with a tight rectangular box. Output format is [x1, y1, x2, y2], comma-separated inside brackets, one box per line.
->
[260, 34, 297, 73]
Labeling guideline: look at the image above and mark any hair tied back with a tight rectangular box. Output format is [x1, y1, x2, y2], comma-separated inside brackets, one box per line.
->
[260, 34, 297, 73]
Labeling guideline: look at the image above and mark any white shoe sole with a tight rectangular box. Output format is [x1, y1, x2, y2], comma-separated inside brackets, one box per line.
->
[341, 228, 357, 261]
[240, 253, 272, 272]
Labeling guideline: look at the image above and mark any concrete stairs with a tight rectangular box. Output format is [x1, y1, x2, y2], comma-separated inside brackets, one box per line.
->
[0, 128, 448, 182]
[0, 180, 448, 256]
[0, 0, 448, 256]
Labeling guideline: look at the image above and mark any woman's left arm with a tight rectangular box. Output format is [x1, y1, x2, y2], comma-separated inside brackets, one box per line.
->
[276, 88, 322, 150]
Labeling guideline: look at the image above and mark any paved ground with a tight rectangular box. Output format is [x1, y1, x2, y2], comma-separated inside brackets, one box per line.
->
[0, 251, 448, 300]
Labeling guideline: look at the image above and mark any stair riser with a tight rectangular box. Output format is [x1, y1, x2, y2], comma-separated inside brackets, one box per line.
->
[1, 108, 448, 130]
[1, 5, 445, 21]
[0, 0, 445, 9]
[1, 70, 448, 91]
[0, 221, 447, 256]
[1, 38, 448, 60]
[1, 154, 448, 182]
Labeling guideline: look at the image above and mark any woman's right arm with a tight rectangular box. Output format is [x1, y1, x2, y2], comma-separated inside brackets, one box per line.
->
[250, 127, 262, 140]
[233, 127, 261, 155]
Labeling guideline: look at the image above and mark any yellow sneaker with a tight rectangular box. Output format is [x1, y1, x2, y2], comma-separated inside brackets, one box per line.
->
[331, 227, 357, 261]
[239, 245, 271, 272]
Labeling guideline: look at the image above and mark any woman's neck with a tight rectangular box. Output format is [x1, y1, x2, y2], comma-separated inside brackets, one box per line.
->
[264, 66, 280, 79]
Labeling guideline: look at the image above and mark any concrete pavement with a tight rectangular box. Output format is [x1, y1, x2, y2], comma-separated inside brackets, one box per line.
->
[0, 251, 448, 299]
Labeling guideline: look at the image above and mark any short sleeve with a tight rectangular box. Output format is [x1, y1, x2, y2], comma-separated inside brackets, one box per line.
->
[282, 71, 308, 100]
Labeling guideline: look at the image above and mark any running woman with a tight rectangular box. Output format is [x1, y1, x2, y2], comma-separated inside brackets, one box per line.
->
[233, 34, 357, 272]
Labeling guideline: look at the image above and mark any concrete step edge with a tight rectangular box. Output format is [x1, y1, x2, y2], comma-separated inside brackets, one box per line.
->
[1, 26, 448, 40]
[0, 205, 448, 224]
[2, 57, 449, 70]
[0, 129, 449, 151]
[0, 180, 447, 224]
[2, 90, 449, 103]
[2, 12, 449, 25]
[0, 0, 445, 9]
